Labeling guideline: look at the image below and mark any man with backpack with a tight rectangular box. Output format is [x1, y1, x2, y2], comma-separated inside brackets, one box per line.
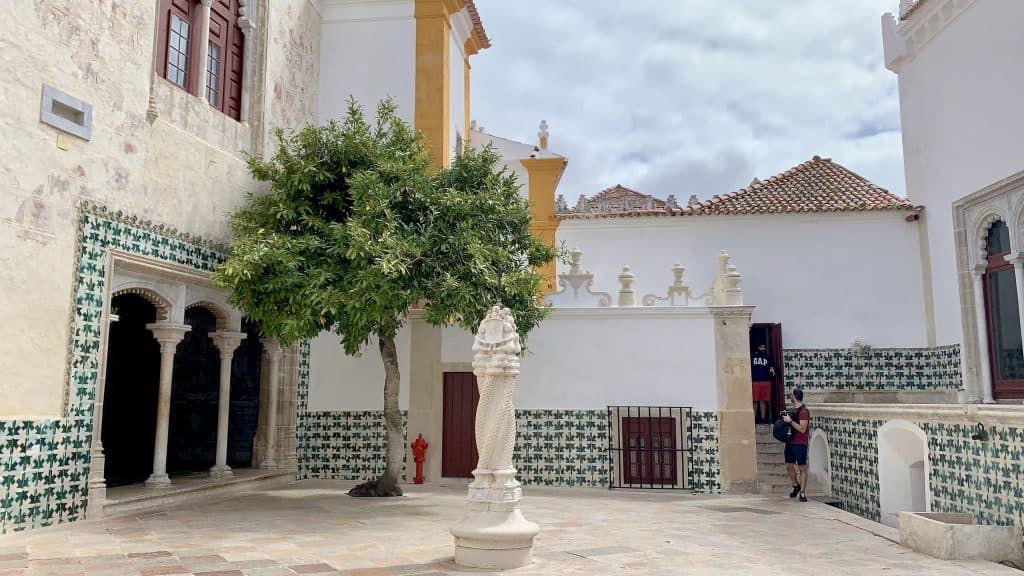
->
[781, 388, 810, 502]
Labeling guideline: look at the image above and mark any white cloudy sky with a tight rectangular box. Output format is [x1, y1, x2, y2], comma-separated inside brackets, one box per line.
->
[470, 0, 905, 203]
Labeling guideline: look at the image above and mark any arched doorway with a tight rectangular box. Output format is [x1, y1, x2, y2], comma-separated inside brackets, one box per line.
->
[102, 294, 161, 487]
[878, 420, 929, 528]
[228, 318, 263, 468]
[167, 306, 221, 474]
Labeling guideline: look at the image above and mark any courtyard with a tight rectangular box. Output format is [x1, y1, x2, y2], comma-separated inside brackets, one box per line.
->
[0, 481, 1017, 576]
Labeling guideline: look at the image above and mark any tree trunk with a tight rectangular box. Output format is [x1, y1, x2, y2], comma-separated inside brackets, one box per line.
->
[348, 333, 404, 497]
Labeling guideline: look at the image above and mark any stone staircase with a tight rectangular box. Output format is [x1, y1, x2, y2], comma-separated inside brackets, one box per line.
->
[755, 423, 794, 495]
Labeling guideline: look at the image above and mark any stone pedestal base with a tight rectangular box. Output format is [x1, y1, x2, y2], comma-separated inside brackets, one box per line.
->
[145, 473, 171, 488]
[450, 469, 539, 570]
[209, 465, 233, 479]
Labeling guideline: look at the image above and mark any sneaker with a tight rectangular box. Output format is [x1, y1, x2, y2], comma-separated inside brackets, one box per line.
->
[799, 492, 808, 502]
[789, 485, 801, 498]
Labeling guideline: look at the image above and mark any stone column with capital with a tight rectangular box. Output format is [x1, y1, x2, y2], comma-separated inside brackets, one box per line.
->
[450, 305, 538, 570]
[971, 265, 995, 403]
[197, 0, 213, 102]
[261, 339, 283, 469]
[145, 323, 190, 488]
[210, 331, 247, 479]
[237, 0, 256, 122]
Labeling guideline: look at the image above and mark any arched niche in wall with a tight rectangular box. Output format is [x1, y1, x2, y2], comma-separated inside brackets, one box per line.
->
[877, 419, 930, 528]
[807, 429, 832, 496]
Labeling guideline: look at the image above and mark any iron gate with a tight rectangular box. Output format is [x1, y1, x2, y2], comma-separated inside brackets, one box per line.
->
[607, 406, 694, 490]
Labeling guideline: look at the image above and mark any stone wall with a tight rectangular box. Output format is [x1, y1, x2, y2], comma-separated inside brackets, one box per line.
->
[0, 0, 320, 418]
[784, 345, 961, 394]
[813, 405, 1024, 527]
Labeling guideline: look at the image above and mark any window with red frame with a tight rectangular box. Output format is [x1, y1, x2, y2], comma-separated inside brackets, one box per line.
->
[157, 0, 244, 121]
[983, 220, 1024, 399]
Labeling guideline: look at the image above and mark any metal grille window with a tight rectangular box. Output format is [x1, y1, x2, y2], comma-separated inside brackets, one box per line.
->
[167, 14, 190, 88]
[608, 406, 693, 489]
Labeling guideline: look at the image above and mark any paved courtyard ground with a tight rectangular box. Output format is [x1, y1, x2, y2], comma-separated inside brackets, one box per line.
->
[0, 480, 1018, 575]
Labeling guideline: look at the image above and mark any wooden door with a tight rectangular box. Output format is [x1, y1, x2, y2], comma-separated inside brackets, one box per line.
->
[621, 417, 677, 486]
[442, 372, 479, 478]
[751, 323, 784, 415]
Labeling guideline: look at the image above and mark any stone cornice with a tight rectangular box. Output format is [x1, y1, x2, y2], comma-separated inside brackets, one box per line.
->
[78, 200, 229, 254]
[812, 402, 1024, 426]
[883, 0, 977, 72]
[320, 0, 414, 23]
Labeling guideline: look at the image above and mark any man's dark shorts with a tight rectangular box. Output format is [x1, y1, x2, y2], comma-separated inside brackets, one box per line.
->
[785, 443, 808, 465]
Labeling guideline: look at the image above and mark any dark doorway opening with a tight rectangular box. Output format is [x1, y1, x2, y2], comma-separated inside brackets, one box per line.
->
[228, 318, 262, 468]
[167, 306, 221, 474]
[750, 323, 784, 418]
[442, 372, 479, 478]
[102, 294, 161, 487]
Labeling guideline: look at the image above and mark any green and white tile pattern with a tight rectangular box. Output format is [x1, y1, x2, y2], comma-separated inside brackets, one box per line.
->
[819, 415, 1024, 526]
[1, 203, 226, 534]
[784, 345, 961, 392]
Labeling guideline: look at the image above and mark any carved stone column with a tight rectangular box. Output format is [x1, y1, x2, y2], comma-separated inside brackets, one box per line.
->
[87, 309, 120, 517]
[710, 305, 758, 494]
[238, 0, 256, 122]
[450, 305, 538, 570]
[260, 338, 282, 469]
[145, 323, 190, 488]
[197, 0, 213, 102]
[210, 331, 246, 479]
[971, 265, 994, 403]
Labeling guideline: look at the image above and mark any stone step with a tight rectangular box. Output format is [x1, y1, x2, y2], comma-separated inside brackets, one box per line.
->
[757, 462, 789, 475]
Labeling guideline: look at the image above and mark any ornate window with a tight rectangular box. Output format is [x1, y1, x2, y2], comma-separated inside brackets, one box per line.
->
[157, 0, 245, 121]
[983, 220, 1024, 398]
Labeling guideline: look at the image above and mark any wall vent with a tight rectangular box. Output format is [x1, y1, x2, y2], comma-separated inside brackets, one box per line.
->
[40, 84, 92, 141]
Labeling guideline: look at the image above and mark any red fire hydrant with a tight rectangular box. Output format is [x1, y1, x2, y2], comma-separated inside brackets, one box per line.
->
[411, 434, 429, 484]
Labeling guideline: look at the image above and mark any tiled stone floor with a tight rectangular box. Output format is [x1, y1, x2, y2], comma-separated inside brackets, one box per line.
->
[0, 480, 1018, 575]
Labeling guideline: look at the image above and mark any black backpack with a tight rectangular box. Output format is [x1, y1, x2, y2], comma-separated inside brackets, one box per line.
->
[773, 416, 793, 443]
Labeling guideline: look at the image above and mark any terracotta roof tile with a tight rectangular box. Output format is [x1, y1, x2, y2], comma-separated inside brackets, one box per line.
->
[557, 156, 914, 219]
[465, 0, 491, 50]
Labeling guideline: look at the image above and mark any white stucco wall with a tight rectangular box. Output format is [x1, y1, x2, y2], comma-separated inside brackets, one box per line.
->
[557, 212, 927, 349]
[318, 0, 416, 124]
[449, 32, 466, 156]
[468, 131, 534, 201]
[307, 325, 412, 411]
[886, 0, 1024, 347]
[441, 309, 720, 411]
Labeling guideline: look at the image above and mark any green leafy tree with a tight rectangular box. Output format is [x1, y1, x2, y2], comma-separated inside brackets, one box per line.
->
[214, 99, 556, 496]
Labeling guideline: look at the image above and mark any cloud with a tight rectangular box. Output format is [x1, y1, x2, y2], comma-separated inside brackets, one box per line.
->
[470, 0, 905, 201]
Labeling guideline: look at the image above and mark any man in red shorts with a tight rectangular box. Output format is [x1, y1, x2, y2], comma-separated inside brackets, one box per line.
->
[750, 343, 775, 424]
[782, 388, 810, 502]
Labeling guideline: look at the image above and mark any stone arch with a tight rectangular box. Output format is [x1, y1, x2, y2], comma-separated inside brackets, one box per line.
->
[185, 299, 231, 331]
[808, 429, 832, 496]
[110, 286, 172, 322]
[877, 419, 929, 528]
[972, 209, 1006, 267]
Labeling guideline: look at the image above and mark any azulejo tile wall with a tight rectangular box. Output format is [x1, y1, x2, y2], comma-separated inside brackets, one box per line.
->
[815, 416, 883, 521]
[818, 414, 1024, 527]
[784, 345, 961, 391]
[0, 203, 226, 534]
[294, 406, 721, 493]
[296, 411, 408, 481]
[689, 411, 721, 493]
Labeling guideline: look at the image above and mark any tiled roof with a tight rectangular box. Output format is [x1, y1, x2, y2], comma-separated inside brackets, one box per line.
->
[557, 156, 914, 219]
[465, 0, 491, 50]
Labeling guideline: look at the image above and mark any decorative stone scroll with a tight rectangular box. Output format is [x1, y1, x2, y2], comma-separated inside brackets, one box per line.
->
[450, 305, 539, 569]
[547, 248, 612, 307]
[643, 263, 702, 306]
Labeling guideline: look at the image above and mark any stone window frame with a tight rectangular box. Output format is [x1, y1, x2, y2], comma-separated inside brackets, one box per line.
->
[153, 0, 255, 122]
[953, 169, 1024, 403]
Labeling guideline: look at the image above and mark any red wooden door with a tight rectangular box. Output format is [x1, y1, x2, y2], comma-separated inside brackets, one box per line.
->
[751, 323, 784, 415]
[621, 417, 677, 486]
[442, 372, 479, 478]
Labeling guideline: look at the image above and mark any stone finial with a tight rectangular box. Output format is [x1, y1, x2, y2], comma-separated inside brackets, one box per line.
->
[618, 266, 636, 307]
[598, 199, 611, 212]
[621, 200, 632, 212]
[575, 194, 589, 213]
[470, 120, 478, 131]
[688, 194, 700, 207]
[722, 261, 743, 306]
[643, 198, 654, 210]
[555, 194, 569, 213]
[665, 195, 679, 210]
[538, 120, 549, 150]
